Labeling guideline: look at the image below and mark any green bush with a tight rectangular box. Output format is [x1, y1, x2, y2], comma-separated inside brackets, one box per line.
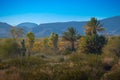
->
[0, 39, 20, 59]
[79, 35, 107, 54]
[103, 37, 120, 57]
[62, 47, 73, 55]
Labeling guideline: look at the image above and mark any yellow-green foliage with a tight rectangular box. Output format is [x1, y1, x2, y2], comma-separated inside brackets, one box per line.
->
[0, 39, 20, 59]
[26, 32, 35, 48]
[84, 17, 104, 36]
[50, 33, 58, 48]
[103, 36, 120, 57]
[78, 37, 88, 53]
[32, 38, 53, 54]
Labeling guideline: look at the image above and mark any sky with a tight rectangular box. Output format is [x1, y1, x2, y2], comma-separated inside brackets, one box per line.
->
[0, 0, 120, 25]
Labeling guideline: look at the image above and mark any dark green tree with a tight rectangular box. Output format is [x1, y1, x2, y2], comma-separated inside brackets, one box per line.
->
[63, 27, 80, 51]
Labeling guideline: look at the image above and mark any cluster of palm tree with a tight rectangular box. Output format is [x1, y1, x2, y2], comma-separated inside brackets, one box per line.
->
[62, 17, 105, 52]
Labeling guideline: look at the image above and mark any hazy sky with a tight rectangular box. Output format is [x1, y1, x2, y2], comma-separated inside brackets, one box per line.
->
[0, 0, 120, 25]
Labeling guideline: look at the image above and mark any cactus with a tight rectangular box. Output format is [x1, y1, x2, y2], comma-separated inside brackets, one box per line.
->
[21, 39, 26, 56]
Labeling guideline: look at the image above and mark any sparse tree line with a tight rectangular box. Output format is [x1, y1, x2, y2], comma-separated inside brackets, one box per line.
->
[5, 17, 119, 57]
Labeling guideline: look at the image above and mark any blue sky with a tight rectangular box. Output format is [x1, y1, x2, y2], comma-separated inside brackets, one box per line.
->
[0, 0, 120, 25]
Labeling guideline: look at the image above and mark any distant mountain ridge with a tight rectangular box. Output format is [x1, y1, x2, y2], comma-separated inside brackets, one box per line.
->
[33, 21, 86, 37]
[0, 16, 120, 38]
[17, 22, 38, 33]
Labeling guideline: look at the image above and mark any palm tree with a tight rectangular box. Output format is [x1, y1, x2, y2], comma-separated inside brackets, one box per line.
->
[84, 18, 104, 35]
[62, 27, 80, 51]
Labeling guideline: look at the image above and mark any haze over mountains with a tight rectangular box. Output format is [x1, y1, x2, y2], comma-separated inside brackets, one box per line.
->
[0, 16, 120, 38]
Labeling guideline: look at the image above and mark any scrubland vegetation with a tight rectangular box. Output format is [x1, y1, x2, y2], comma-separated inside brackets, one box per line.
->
[0, 18, 120, 80]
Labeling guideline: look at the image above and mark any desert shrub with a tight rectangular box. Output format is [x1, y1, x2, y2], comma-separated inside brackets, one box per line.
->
[0, 56, 46, 80]
[103, 36, 120, 57]
[62, 47, 73, 55]
[0, 62, 9, 70]
[0, 66, 21, 80]
[102, 57, 116, 71]
[68, 53, 105, 80]
[7, 56, 45, 68]
[32, 39, 54, 54]
[19, 62, 90, 80]
[101, 64, 120, 80]
[0, 39, 20, 59]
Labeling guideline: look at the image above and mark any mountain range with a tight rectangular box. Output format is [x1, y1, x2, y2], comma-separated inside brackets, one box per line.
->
[0, 16, 120, 38]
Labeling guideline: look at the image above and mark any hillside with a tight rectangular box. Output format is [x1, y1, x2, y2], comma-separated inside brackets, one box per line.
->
[101, 16, 120, 35]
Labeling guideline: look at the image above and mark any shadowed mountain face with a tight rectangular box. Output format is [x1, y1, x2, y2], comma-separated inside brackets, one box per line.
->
[0, 22, 12, 38]
[0, 16, 120, 38]
[101, 16, 120, 35]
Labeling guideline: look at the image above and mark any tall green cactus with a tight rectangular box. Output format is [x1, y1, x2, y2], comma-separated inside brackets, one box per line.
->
[50, 32, 59, 54]
[21, 39, 26, 56]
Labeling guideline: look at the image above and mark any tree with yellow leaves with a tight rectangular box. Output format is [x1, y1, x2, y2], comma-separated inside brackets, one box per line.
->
[26, 32, 35, 56]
